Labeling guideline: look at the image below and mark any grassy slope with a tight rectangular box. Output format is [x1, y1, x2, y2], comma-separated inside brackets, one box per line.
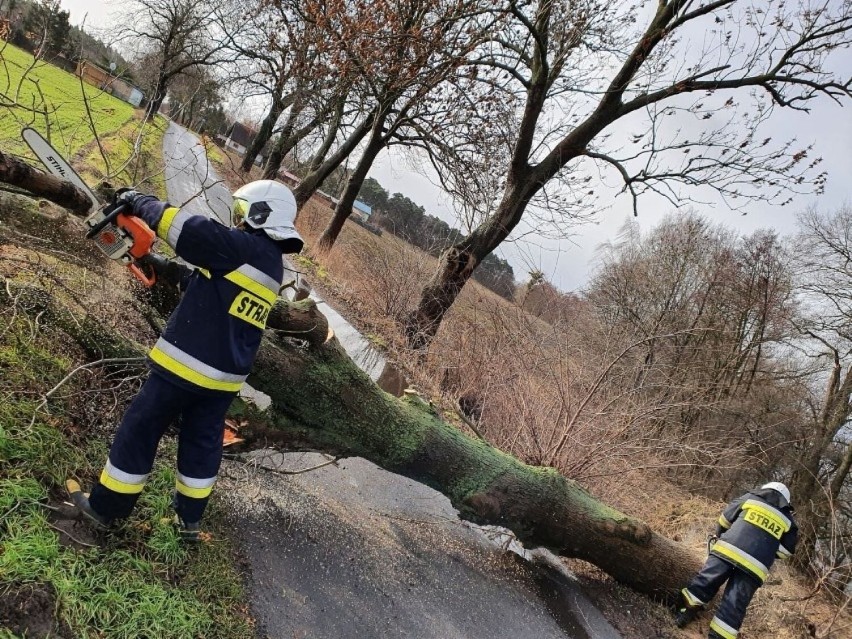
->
[0, 244, 253, 639]
[0, 42, 136, 161]
[0, 53, 251, 636]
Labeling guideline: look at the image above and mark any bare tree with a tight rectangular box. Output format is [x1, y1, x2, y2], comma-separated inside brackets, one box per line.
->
[788, 205, 852, 574]
[586, 213, 797, 490]
[260, 86, 346, 180]
[293, 0, 496, 251]
[115, 0, 227, 120]
[217, 0, 323, 171]
[168, 64, 224, 131]
[404, 0, 852, 349]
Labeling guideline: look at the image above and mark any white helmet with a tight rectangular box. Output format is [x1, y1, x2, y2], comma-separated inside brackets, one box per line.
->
[761, 482, 791, 505]
[231, 180, 303, 248]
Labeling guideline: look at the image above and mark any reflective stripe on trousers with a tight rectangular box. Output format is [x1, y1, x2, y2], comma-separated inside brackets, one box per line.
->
[712, 539, 769, 582]
[686, 554, 760, 639]
[710, 615, 739, 639]
[99, 459, 149, 494]
[88, 373, 234, 523]
[149, 338, 246, 393]
[176, 472, 217, 499]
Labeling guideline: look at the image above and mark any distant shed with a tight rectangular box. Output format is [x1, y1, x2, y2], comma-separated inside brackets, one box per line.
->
[76, 60, 144, 107]
[353, 200, 372, 219]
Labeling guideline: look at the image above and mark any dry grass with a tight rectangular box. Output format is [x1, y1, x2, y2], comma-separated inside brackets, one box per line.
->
[209, 165, 850, 639]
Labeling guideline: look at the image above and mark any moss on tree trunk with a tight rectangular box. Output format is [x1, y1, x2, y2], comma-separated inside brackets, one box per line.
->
[239, 301, 703, 599]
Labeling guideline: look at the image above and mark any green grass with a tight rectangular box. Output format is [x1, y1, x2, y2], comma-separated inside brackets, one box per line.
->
[0, 41, 136, 160]
[78, 115, 170, 199]
[0, 309, 253, 639]
[0, 56, 253, 635]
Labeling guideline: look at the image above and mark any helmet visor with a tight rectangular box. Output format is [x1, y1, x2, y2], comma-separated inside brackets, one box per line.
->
[232, 198, 249, 227]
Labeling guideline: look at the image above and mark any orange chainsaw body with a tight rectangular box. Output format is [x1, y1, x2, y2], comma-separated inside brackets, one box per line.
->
[85, 207, 157, 287]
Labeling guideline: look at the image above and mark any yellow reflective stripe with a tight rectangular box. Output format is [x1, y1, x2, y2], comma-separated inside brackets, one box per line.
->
[710, 616, 738, 639]
[682, 588, 705, 607]
[198, 268, 211, 278]
[719, 514, 732, 529]
[229, 291, 271, 329]
[713, 541, 768, 581]
[149, 346, 244, 392]
[99, 468, 145, 494]
[225, 270, 278, 305]
[176, 479, 214, 499]
[777, 545, 793, 559]
[157, 206, 181, 241]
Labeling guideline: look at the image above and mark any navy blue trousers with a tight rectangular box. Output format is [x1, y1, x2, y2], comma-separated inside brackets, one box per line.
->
[89, 372, 234, 524]
[685, 555, 760, 639]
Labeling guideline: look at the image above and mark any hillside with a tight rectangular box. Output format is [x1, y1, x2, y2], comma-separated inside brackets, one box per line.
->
[0, 43, 136, 160]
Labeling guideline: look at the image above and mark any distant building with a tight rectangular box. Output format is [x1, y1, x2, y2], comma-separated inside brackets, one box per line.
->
[217, 121, 255, 156]
[353, 200, 372, 221]
[215, 121, 272, 165]
[278, 169, 302, 189]
[76, 60, 144, 107]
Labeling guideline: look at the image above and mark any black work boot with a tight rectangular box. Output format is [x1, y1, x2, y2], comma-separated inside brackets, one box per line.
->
[173, 515, 201, 543]
[65, 479, 112, 530]
[674, 604, 699, 628]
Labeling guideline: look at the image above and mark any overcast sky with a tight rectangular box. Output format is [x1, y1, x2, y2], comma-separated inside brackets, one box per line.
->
[61, 0, 852, 292]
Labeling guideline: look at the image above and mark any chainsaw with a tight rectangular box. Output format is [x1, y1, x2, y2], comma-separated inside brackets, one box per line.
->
[21, 127, 157, 287]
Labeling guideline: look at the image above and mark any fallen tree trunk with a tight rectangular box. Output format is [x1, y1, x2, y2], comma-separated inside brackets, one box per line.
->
[0, 150, 93, 214]
[239, 303, 702, 599]
[6, 157, 702, 601]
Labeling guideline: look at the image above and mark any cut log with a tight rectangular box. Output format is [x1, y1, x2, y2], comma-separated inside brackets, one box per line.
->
[0, 150, 93, 214]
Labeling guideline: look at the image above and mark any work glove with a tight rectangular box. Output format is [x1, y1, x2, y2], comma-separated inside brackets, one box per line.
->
[106, 188, 145, 215]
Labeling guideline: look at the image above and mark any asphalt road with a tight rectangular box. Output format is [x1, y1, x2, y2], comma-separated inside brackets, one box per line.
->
[218, 454, 622, 639]
[162, 121, 232, 225]
[161, 121, 623, 639]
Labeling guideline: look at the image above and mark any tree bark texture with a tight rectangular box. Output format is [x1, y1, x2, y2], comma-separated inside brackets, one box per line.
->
[145, 74, 167, 121]
[0, 151, 93, 213]
[293, 110, 375, 209]
[230, 300, 698, 599]
[240, 84, 287, 173]
[317, 120, 387, 250]
[405, 177, 539, 348]
[307, 99, 345, 175]
[261, 98, 304, 180]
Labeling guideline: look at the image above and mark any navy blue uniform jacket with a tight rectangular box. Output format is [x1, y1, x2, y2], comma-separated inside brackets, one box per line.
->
[130, 196, 284, 395]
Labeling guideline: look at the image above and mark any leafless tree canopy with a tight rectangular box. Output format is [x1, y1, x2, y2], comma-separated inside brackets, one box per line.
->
[116, 0, 230, 119]
[404, 0, 852, 349]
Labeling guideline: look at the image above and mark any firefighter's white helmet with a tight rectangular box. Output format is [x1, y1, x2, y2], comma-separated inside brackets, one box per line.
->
[231, 180, 303, 247]
[761, 482, 791, 505]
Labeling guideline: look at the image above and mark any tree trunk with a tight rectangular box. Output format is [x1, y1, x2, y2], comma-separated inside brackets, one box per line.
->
[0, 150, 92, 213]
[317, 122, 386, 250]
[261, 98, 304, 180]
[405, 177, 538, 349]
[251, 300, 702, 599]
[145, 77, 167, 121]
[307, 99, 345, 175]
[241, 84, 287, 173]
[8, 158, 704, 601]
[790, 362, 852, 571]
[293, 109, 375, 209]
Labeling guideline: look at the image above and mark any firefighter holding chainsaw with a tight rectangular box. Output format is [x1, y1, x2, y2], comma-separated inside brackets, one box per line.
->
[674, 482, 798, 639]
[66, 180, 303, 541]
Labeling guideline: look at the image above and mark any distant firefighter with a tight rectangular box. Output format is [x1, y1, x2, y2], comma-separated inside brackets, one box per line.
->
[674, 482, 798, 639]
